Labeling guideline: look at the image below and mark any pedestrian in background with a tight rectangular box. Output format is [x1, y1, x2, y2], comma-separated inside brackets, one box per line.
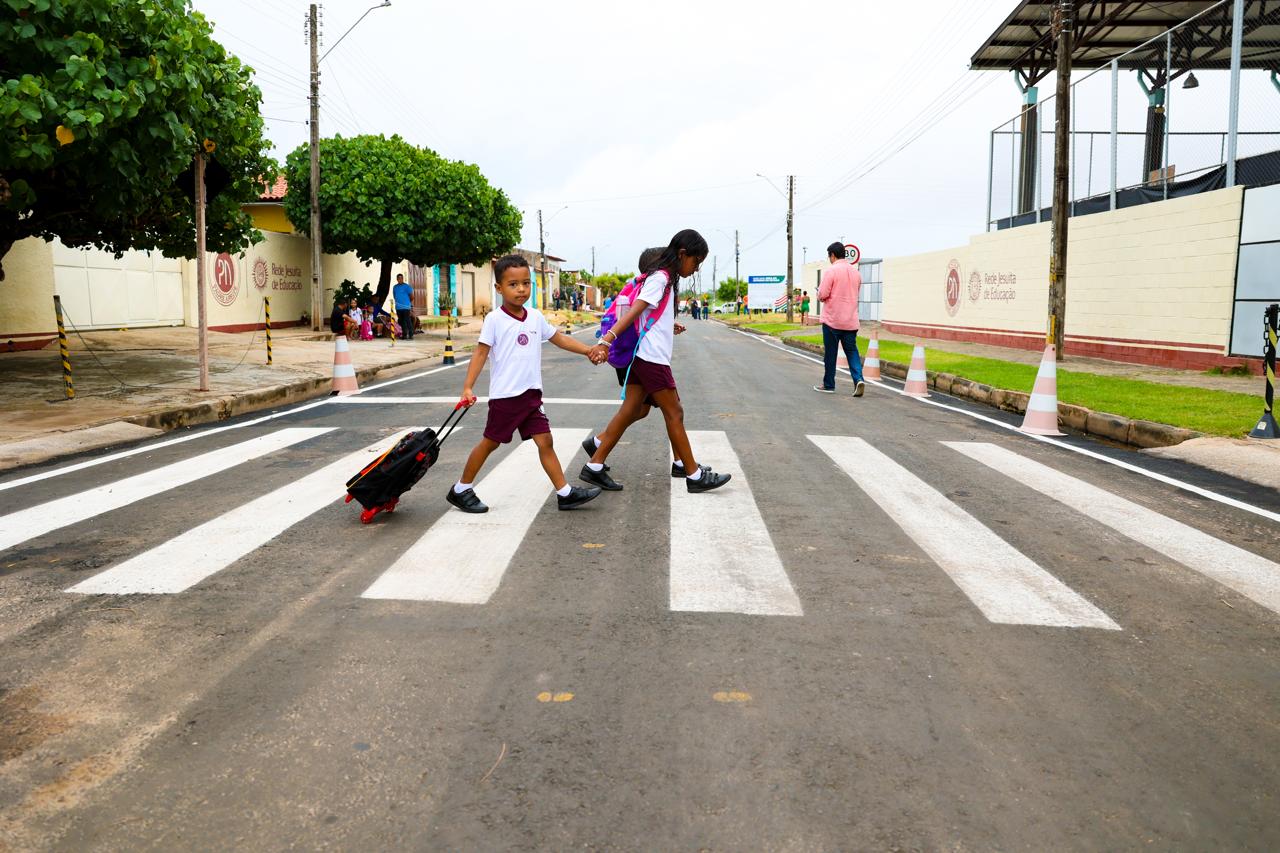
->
[392, 273, 415, 340]
[814, 241, 865, 397]
[800, 290, 810, 324]
[330, 297, 349, 336]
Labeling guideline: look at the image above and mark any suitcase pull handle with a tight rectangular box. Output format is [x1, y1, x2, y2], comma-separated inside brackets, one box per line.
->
[436, 403, 468, 445]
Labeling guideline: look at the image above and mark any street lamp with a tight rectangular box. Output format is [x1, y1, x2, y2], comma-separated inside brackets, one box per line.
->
[307, 1, 391, 329]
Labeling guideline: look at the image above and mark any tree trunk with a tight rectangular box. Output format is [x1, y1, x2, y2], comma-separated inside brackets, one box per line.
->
[0, 236, 14, 282]
[373, 258, 393, 309]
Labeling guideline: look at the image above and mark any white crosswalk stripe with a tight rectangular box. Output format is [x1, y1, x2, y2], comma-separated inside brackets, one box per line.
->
[361, 428, 589, 603]
[670, 431, 803, 616]
[0, 428, 332, 554]
[66, 431, 420, 595]
[809, 435, 1119, 629]
[946, 441, 1280, 616]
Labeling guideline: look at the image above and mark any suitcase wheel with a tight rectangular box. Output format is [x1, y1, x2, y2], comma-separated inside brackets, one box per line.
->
[344, 494, 353, 503]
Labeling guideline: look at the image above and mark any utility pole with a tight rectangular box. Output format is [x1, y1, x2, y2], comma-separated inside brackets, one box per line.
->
[308, 3, 323, 331]
[712, 255, 717, 301]
[1048, 0, 1073, 359]
[734, 229, 740, 305]
[591, 246, 595, 278]
[538, 208, 546, 311]
[194, 153, 209, 391]
[785, 175, 795, 323]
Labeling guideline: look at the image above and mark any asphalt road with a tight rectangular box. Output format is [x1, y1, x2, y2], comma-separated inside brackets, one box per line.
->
[1, 319, 1278, 851]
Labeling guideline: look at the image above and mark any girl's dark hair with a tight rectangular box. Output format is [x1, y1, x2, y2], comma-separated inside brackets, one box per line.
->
[644, 229, 708, 282]
[493, 253, 530, 282]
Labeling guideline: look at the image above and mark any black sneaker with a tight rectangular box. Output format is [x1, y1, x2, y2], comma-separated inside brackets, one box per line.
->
[558, 484, 601, 510]
[670, 462, 686, 478]
[579, 465, 621, 491]
[446, 486, 488, 513]
[853, 381, 865, 397]
[686, 466, 732, 493]
[580, 435, 600, 458]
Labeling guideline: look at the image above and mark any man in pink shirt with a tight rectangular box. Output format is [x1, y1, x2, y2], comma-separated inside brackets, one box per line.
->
[814, 241, 865, 397]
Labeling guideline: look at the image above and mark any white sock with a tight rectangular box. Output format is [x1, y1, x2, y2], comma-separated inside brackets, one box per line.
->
[592, 436, 601, 448]
[556, 484, 572, 497]
[453, 482, 472, 494]
[672, 459, 684, 469]
[686, 466, 703, 481]
[586, 462, 604, 472]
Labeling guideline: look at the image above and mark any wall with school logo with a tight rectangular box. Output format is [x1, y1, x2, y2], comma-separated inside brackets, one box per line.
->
[883, 186, 1249, 370]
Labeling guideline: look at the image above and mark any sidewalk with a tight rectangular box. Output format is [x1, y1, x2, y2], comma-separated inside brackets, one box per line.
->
[767, 322, 1279, 491]
[782, 323, 1259, 396]
[0, 319, 483, 470]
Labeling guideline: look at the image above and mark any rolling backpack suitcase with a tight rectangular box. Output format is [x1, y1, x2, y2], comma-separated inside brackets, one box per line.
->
[344, 405, 468, 524]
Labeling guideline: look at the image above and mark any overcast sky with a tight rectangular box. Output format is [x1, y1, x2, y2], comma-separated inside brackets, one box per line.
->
[191, 0, 1041, 281]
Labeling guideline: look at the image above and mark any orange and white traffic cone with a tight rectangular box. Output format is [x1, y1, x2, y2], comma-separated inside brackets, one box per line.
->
[904, 344, 930, 397]
[863, 332, 882, 381]
[1020, 344, 1065, 435]
[331, 336, 360, 396]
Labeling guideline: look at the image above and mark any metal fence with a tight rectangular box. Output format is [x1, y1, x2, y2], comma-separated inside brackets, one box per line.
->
[986, 0, 1280, 231]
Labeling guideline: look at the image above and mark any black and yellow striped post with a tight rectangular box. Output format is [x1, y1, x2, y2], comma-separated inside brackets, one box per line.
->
[443, 316, 455, 365]
[53, 295, 74, 400]
[264, 296, 273, 365]
[1248, 303, 1278, 439]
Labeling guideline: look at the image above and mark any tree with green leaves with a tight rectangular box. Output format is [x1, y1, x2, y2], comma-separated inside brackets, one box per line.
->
[0, 0, 276, 281]
[283, 134, 521, 308]
[590, 272, 632, 299]
[717, 277, 746, 304]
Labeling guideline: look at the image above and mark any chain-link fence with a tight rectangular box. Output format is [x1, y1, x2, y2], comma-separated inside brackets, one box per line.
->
[987, 0, 1280, 231]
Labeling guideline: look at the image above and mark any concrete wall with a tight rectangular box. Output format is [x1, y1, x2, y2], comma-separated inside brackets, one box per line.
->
[0, 238, 56, 350]
[882, 186, 1248, 369]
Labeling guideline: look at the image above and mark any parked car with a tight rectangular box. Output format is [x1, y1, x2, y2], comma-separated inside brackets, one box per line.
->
[712, 303, 737, 314]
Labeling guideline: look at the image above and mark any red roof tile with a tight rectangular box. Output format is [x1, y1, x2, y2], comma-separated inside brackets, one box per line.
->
[260, 175, 288, 201]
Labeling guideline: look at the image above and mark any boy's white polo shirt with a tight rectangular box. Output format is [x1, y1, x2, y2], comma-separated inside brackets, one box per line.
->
[478, 305, 557, 399]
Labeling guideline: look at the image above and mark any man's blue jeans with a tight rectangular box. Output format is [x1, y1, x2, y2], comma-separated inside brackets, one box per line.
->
[822, 324, 863, 389]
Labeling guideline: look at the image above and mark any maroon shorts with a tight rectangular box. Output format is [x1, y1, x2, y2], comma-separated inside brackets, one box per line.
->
[484, 389, 550, 444]
[625, 357, 678, 406]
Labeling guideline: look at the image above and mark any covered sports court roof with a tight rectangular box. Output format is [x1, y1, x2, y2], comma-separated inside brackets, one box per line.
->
[970, 1, 1280, 83]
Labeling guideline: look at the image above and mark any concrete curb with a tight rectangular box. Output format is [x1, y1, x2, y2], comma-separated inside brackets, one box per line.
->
[779, 336, 1199, 449]
[0, 345, 475, 472]
[124, 347, 474, 432]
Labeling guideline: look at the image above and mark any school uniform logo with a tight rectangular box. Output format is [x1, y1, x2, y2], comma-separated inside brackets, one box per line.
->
[517, 333, 529, 345]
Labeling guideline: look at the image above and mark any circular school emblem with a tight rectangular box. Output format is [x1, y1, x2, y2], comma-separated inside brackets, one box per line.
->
[968, 269, 982, 303]
[517, 333, 530, 346]
[211, 252, 238, 306]
[944, 259, 962, 317]
[252, 257, 269, 291]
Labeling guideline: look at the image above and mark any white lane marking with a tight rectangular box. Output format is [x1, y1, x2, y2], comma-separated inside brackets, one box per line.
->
[361, 428, 589, 603]
[732, 328, 1280, 526]
[946, 441, 1280, 616]
[670, 431, 803, 615]
[0, 428, 332, 553]
[332, 396, 619, 406]
[809, 435, 1119, 629]
[67, 430, 423, 595]
[0, 361, 469, 494]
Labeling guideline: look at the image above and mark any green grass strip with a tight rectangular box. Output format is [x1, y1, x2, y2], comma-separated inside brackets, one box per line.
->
[790, 334, 1261, 437]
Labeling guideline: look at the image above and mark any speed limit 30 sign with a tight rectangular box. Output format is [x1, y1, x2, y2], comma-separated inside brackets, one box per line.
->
[844, 243, 861, 265]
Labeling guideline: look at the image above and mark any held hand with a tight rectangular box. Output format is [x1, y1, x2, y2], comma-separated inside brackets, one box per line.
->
[673, 323, 686, 335]
[459, 389, 478, 408]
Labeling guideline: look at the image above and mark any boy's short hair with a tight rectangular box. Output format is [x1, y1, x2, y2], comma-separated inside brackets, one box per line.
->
[826, 241, 846, 259]
[494, 254, 530, 283]
[637, 246, 664, 272]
